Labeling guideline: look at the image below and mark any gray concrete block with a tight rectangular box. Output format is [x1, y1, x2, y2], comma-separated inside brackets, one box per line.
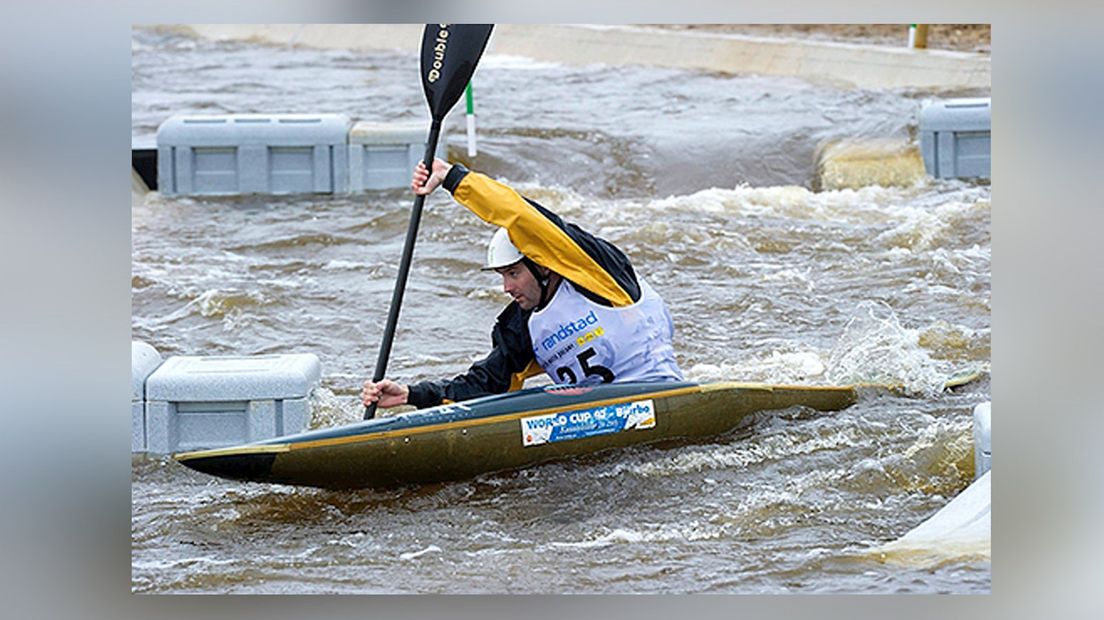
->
[348, 121, 445, 191]
[920, 98, 991, 180]
[145, 353, 321, 453]
[157, 114, 351, 195]
[132, 341, 163, 452]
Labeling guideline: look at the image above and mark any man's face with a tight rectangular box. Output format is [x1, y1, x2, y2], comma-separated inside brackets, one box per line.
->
[496, 263, 542, 310]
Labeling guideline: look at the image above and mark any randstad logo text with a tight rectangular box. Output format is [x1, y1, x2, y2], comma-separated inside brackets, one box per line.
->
[542, 310, 598, 351]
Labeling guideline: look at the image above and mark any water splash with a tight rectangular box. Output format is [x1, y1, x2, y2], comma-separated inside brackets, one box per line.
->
[826, 301, 951, 395]
[308, 386, 362, 429]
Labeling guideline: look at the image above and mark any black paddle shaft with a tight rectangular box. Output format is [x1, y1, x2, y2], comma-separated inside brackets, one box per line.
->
[365, 24, 493, 419]
[364, 124, 440, 420]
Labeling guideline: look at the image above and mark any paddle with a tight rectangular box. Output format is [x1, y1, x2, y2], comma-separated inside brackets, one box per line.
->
[365, 24, 495, 419]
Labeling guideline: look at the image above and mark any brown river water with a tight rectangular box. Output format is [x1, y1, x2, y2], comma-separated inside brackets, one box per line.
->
[131, 26, 990, 593]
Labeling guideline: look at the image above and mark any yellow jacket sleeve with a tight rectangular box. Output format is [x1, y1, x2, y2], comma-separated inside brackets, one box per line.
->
[449, 169, 635, 307]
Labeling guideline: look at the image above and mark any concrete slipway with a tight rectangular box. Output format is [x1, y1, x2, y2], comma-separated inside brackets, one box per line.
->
[182, 24, 990, 92]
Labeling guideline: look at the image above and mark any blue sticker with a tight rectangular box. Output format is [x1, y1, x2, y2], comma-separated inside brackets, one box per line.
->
[521, 399, 655, 447]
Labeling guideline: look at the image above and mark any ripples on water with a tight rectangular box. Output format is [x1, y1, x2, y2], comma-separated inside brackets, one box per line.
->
[131, 27, 990, 593]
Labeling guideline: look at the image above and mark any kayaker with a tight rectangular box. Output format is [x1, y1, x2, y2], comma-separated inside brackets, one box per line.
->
[361, 158, 684, 410]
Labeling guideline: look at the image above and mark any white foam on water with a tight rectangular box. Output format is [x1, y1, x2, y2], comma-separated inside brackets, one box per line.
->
[500, 182, 588, 218]
[400, 545, 442, 561]
[645, 183, 913, 224]
[193, 288, 269, 319]
[917, 243, 991, 296]
[321, 259, 365, 271]
[651, 185, 821, 218]
[547, 522, 726, 550]
[760, 266, 816, 291]
[465, 286, 510, 301]
[686, 348, 826, 384]
[637, 183, 990, 241]
[929, 248, 963, 274]
[325, 531, 367, 548]
[605, 218, 755, 254]
[873, 199, 984, 251]
[131, 556, 241, 571]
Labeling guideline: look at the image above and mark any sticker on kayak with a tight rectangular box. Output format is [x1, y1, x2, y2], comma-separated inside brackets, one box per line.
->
[520, 399, 656, 447]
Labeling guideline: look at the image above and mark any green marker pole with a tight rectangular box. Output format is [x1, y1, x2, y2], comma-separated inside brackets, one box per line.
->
[465, 81, 477, 157]
[908, 24, 928, 49]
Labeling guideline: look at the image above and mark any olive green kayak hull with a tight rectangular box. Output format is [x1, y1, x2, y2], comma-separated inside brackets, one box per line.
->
[176, 381, 857, 489]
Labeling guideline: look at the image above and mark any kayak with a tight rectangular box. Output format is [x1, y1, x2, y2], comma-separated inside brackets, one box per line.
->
[175, 381, 858, 489]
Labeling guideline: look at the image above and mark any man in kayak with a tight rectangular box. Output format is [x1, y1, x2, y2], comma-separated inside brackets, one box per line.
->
[362, 158, 684, 410]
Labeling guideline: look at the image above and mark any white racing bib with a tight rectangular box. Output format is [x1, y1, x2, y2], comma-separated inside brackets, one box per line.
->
[528, 278, 683, 385]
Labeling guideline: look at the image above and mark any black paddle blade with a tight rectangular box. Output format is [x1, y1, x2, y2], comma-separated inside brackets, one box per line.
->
[421, 24, 494, 121]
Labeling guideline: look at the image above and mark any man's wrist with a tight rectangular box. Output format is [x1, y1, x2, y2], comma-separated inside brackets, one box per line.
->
[442, 163, 469, 193]
[406, 382, 442, 409]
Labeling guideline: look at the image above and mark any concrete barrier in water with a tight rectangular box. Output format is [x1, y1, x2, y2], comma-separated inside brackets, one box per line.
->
[348, 121, 446, 192]
[132, 341, 163, 452]
[157, 113, 352, 195]
[920, 98, 992, 179]
[144, 353, 321, 454]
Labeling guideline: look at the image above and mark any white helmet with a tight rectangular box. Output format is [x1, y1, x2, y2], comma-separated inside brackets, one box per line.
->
[482, 227, 524, 270]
